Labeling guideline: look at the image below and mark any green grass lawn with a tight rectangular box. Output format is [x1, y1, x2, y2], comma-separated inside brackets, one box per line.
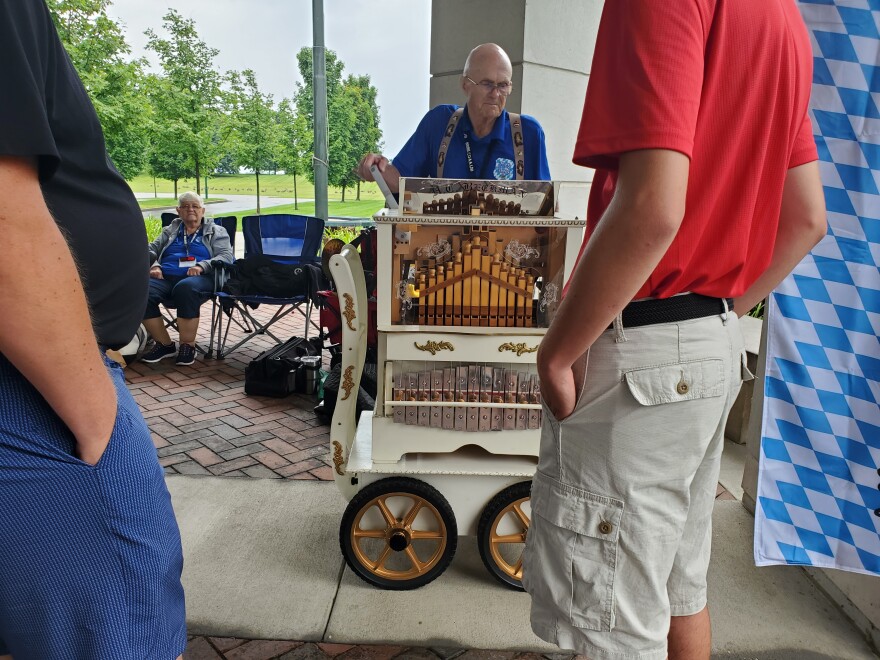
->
[137, 197, 225, 210]
[232, 199, 383, 221]
[129, 173, 385, 202]
[143, 199, 381, 243]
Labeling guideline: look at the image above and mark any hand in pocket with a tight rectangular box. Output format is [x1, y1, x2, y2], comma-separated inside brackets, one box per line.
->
[540, 364, 577, 422]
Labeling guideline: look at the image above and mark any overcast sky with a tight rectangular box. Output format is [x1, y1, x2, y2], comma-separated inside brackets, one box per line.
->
[107, 0, 431, 156]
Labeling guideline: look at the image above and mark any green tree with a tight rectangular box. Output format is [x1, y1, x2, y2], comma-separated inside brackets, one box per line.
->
[293, 48, 382, 200]
[146, 130, 193, 198]
[327, 85, 356, 202]
[294, 46, 343, 187]
[143, 74, 194, 197]
[338, 74, 382, 201]
[227, 69, 279, 213]
[293, 46, 344, 138]
[47, 0, 150, 179]
[214, 152, 239, 175]
[275, 98, 309, 210]
[145, 9, 222, 195]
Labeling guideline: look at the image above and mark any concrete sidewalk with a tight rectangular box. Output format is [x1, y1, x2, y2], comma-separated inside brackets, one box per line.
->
[128, 309, 876, 658]
[169, 476, 878, 659]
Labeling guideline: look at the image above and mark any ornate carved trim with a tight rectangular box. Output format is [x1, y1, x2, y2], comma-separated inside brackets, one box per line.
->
[341, 365, 355, 400]
[498, 342, 539, 357]
[417, 239, 452, 262]
[332, 441, 345, 476]
[539, 282, 559, 313]
[414, 340, 455, 355]
[343, 294, 356, 331]
[504, 239, 541, 265]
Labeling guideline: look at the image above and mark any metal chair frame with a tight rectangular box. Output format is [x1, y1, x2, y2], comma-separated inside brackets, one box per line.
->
[211, 214, 325, 359]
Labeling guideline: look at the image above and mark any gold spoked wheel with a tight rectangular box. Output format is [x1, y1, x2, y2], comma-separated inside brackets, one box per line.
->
[340, 477, 457, 590]
[477, 481, 532, 590]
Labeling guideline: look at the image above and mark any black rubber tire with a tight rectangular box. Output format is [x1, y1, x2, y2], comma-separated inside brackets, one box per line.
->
[340, 477, 457, 590]
[477, 480, 532, 591]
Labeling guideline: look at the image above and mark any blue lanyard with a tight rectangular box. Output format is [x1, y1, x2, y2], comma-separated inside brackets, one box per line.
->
[178, 224, 202, 256]
[462, 132, 498, 179]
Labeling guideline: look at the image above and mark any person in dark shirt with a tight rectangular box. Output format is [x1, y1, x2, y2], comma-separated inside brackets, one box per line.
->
[0, 1, 186, 658]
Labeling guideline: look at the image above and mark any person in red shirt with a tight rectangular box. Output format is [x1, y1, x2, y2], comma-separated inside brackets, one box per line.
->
[521, 2, 827, 660]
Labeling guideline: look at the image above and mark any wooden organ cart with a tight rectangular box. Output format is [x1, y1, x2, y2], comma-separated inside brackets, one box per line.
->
[329, 178, 586, 590]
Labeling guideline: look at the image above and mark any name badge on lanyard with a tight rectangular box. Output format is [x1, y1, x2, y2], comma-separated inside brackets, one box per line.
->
[179, 227, 199, 269]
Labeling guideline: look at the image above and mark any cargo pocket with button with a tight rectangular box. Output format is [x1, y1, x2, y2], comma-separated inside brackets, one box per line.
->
[524, 474, 624, 632]
[624, 358, 725, 406]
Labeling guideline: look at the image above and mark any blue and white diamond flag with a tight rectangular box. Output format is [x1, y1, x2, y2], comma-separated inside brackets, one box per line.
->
[755, 0, 880, 576]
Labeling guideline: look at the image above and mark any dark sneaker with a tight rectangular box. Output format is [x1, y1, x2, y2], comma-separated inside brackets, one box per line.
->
[175, 343, 196, 366]
[141, 341, 176, 363]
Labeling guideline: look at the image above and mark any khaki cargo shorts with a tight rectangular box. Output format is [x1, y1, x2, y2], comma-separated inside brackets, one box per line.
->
[522, 313, 749, 660]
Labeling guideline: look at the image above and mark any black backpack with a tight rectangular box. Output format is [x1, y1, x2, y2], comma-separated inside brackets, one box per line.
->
[223, 255, 312, 298]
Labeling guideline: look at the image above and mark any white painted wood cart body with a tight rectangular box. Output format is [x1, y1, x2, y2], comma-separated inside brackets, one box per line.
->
[328, 191, 586, 590]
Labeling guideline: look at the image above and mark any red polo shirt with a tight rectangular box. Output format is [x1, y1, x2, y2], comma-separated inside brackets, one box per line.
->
[571, 0, 818, 300]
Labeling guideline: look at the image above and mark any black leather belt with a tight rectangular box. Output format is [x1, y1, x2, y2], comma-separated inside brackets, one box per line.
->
[613, 294, 733, 329]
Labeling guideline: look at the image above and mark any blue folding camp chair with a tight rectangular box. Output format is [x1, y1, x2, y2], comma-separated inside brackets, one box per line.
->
[212, 214, 325, 359]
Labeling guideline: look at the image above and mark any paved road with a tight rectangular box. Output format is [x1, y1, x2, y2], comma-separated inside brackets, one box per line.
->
[135, 193, 310, 218]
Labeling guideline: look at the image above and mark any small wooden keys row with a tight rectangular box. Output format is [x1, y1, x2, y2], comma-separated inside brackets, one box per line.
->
[391, 365, 542, 431]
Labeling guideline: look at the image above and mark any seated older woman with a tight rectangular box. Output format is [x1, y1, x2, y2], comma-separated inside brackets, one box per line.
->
[140, 192, 233, 366]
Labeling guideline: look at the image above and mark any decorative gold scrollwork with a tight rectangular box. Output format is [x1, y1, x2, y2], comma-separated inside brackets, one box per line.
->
[343, 293, 356, 331]
[498, 342, 539, 357]
[341, 365, 355, 400]
[332, 441, 345, 476]
[413, 340, 455, 355]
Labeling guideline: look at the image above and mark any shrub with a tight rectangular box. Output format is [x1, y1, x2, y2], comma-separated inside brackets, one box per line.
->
[144, 216, 162, 242]
[324, 226, 362, 245]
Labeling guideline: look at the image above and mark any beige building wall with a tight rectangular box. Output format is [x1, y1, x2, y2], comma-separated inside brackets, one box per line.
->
[429, 0, 603, 182]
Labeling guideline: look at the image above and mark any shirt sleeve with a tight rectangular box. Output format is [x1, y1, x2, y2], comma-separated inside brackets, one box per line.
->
[789, 111, 818, 168]
[392, 106, 447, 178]
[573, 0, 708, 170]
[0, 1, 60, 180]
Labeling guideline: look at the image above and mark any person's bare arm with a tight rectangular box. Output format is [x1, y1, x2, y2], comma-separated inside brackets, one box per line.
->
[734, 161, 827, 314]
[356, 153, 402, 193]
[537, 149, 689, 419]
[0, 156, 116, 464]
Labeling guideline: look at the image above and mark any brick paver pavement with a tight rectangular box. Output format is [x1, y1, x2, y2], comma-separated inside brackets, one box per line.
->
[128, 304, 334, 480]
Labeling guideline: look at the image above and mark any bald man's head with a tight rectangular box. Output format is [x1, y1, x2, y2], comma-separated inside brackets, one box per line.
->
[463, 43, 512, 78]
[461, 43, 514, 133]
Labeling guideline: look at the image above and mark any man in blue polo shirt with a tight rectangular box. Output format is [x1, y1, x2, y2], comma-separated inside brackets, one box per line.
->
[358, 43, 551, 191]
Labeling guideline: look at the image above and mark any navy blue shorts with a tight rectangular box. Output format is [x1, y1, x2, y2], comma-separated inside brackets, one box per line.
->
[146, 274, 214, 319]
[0, 353, 186, 659]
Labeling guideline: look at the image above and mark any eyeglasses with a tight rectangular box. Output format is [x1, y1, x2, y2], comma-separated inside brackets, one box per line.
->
[465, 76, 513, 96]
[178, 204, 202, 210]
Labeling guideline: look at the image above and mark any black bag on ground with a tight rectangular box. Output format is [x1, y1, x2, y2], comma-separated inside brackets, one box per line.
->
[244, 336, 323, 397]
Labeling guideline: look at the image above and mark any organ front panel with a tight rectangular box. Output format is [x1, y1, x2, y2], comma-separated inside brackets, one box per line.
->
[368, 179, 587, 464]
